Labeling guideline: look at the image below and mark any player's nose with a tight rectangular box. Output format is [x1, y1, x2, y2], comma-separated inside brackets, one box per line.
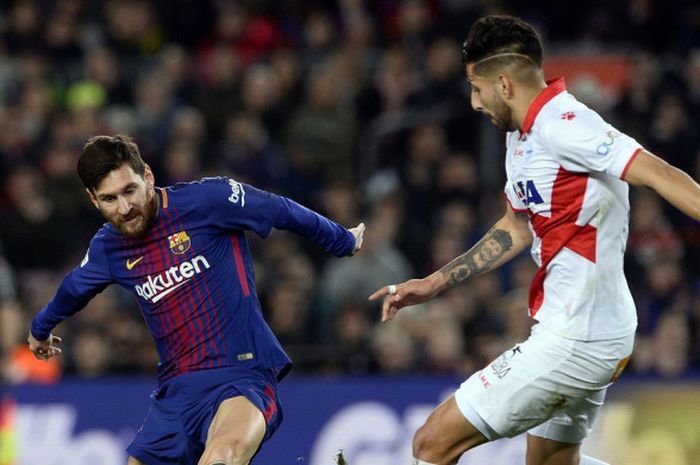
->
[471, 92, 483, 112]
[116, 196, 131, 215]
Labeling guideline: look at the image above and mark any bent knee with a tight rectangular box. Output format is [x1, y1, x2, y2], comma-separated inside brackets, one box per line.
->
[413, 424, 446, 459]
[412, 417, 486, 463]
[413, 424, 429, 454]
[201, 437, 259, 465]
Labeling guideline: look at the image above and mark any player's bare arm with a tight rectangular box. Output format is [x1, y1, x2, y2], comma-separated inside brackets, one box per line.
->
[369, 201, 531, 322]
[623, 149, 700, 221]
[441, 209, 530, 287]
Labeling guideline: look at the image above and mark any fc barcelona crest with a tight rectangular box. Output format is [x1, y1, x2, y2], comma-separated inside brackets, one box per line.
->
[168, 231, 191, 255]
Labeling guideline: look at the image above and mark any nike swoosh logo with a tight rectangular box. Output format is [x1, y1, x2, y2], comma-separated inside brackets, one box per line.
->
[126, 256, 144, 270]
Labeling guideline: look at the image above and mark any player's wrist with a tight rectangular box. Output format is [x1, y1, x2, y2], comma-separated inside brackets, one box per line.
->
[425, 272, 447, 295]
[30, 319, 50, 342]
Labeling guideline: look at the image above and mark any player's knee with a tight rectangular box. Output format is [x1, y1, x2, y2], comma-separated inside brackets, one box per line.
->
[202, 437, 257, 465]
[412, 424, 428, 457]
[200, 441, 233, 465]
[412, 424, 443, 460]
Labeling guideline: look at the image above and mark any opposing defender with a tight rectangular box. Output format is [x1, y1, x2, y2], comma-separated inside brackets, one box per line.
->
[28, 134, 365, 465]
[370, 15, 700, 465]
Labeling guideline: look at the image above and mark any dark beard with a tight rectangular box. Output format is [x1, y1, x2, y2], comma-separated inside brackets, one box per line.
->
[491, 98, 515, 131]
[114, 193, 159, 238]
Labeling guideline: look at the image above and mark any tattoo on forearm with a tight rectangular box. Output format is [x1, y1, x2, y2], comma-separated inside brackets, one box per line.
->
[440, 228, 514, 287]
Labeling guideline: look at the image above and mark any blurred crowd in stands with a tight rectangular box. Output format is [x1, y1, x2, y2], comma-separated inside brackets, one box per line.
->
[1, 0, 700, 383]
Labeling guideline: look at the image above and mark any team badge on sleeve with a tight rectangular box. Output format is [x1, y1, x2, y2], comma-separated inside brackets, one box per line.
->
[168, 231, 191, 255]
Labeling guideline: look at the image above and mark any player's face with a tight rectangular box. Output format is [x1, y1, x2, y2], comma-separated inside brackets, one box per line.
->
[466, 65, 514, 131]
[89, 164, 158, 238]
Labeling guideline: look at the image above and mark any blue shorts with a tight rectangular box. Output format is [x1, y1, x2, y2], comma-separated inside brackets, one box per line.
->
[126, 367, 283, 465]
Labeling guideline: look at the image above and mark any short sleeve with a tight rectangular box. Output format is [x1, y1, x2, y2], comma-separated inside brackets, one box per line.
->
[544, 110, 643, 178]
[504, 181, 528, 212]
[198, 177, 283, 238]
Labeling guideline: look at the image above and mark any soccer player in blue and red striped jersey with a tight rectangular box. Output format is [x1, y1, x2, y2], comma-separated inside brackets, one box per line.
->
[27, 134, 365, 465]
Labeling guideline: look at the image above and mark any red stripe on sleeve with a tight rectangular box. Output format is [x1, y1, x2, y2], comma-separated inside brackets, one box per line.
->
[620, 148, 643, 180]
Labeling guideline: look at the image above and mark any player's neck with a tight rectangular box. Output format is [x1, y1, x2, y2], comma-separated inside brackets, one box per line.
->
[153, 187, 161, 213]
[513, 80, 547, 132]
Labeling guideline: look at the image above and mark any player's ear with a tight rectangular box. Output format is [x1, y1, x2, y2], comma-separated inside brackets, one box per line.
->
[496, 74, 514, 99]
[86, 188, 99, 209]
[144, 164, 155, 188]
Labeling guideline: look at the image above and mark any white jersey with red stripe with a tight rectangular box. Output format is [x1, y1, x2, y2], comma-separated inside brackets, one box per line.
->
[504, 78, 642, 341]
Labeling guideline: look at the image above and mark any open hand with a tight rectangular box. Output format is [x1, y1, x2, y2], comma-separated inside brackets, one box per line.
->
[368, 276, 442, 322]
[27, 332, 62, 361]
[348, 222, 365, 255]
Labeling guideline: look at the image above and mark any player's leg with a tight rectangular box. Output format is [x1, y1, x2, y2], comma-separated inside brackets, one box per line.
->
[526, 385, 611, 465]
[411, 333, 564, 464]
[412, 395, 488, 464]
[126, 388, 186, 465]
[197, 396, 266, 465]
[526, 436, 610, 465]
[526, 434, 580, 465]
[524, 332, 634, 465]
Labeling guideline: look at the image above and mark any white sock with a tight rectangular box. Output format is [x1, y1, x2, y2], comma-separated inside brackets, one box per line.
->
[580, 455, 610, 465]
[412, 459, 438, 465]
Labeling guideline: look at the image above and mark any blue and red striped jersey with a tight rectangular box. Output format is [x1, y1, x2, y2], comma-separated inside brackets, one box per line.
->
[31, 177, 356, 384]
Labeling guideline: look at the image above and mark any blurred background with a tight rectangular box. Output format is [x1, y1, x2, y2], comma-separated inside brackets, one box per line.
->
[0, 0, 699, 464]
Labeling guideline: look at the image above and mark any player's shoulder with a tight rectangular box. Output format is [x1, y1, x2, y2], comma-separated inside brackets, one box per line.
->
[166, 176, 229, 193]
[165, 176, 247, 207]
[541, 93, 610, 140]
[544, 92, 596, 120]
[164, 176, 230, 198]
[92, 223, 115, 243]
[80, 224, 112, 264]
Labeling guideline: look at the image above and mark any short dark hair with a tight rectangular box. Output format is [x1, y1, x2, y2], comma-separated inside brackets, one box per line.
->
[462, 15, 543, 73]
[77, 134, 146, 191]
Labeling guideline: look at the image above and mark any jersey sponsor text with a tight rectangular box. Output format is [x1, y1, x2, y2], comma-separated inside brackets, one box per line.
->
[515, 180, 544, 205]
[135, 255, 211, 303]
[227, 178, 246, 206]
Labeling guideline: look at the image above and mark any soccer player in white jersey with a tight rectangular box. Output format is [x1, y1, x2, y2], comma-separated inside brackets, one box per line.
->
[370, 15, 700, 465]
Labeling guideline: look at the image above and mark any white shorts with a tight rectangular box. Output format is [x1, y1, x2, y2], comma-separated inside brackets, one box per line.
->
[454, 324, 634, 443]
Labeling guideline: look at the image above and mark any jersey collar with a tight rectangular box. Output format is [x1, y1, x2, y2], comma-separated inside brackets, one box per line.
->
[519, 77, 567, 138]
